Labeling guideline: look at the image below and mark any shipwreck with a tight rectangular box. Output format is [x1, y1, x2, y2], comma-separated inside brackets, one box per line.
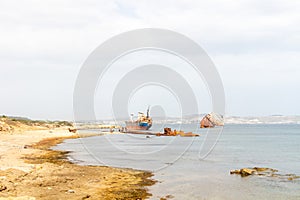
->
[200, 112, 224, 128]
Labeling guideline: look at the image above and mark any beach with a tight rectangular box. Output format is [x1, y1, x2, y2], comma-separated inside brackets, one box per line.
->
[0, 123, 155, 200]
[2, 117, 300, 199]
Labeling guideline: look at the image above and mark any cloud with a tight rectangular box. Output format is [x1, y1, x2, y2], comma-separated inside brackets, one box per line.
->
[0, 0, 299, 119]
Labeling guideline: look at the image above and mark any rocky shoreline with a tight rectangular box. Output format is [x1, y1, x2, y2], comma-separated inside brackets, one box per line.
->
[0, 119, 156, 200]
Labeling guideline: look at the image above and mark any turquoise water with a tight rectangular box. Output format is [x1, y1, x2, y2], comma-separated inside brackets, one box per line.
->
[53, 124, 300, 199]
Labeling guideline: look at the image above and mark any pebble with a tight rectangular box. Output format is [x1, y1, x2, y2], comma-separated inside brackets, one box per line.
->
[67, 189, 75, 193]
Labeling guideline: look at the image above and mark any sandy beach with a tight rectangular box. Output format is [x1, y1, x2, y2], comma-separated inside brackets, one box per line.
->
[0, 124, 155, 200]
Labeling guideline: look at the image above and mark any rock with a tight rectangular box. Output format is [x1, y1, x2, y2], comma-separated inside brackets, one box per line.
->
[67, 189, 75, 193]
[0, 185, 7, 191]
[253, 167, 268, 171]
[285, 175, 300, 181]
[240, 168, 256, 176]
[82, 195, 91, 199]
[230, 167, 300, 181]
[68, 128, 77, 133]
[230, 169, 241, 174]
[253, 167, 278, 173]
[230, 168, 260, 177]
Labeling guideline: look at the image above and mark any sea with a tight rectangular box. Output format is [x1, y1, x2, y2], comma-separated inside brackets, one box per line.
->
[53, 124, 300, 200]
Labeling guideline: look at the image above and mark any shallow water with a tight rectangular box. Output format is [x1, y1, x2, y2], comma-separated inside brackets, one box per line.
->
[53, 124, 300, 199]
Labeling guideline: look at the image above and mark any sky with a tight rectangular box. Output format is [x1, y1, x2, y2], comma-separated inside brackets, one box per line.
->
[0, 0, 299, 120]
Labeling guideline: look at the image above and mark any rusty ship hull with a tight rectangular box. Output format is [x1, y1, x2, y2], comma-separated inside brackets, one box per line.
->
[125, 121, 152, 131]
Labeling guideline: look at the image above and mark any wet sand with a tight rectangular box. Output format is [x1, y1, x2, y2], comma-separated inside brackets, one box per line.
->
[0, 129, 155, 200]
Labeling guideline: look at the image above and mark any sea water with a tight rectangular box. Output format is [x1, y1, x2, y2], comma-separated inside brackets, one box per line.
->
[53, 124, 300, 199]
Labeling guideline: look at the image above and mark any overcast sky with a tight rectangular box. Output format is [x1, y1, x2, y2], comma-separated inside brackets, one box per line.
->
[0, 0, 299, 120]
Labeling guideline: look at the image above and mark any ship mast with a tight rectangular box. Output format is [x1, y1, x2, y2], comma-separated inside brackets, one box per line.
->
[146, 106, 150, 118]
[130, 113, 134, 122]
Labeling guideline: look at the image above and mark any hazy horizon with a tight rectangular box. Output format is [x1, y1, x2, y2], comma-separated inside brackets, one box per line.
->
[1, 113, 300, 122]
